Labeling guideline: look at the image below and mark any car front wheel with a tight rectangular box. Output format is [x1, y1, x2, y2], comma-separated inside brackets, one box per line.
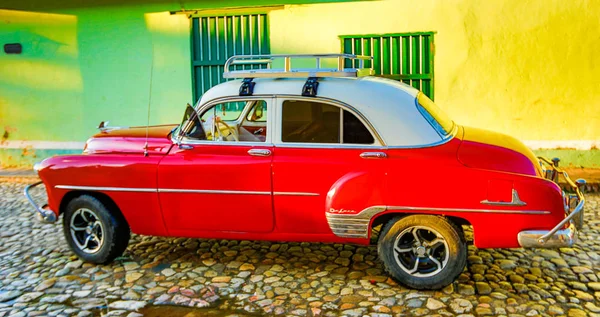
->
[378, 215, 466, 290]
[63, 195, 130, 264]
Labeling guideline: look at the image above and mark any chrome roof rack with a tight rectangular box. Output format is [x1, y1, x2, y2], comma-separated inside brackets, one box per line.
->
[223, 53, 374, 79]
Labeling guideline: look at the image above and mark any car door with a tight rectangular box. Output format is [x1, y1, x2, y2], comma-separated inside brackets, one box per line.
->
[271, 97, 388, 235]
[158, 97, 274, 235]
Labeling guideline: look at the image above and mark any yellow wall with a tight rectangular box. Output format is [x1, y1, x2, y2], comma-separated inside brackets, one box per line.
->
[270, 0, 600, 142]
[1, 0, 599, 167]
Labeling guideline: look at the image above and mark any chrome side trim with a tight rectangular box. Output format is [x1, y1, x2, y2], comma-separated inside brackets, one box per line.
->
[55, 185, 157, 193]
[518, 223, 577, 248]
[326, 206, 386, 238]
[55, 185, 317, 196]
[326, 205, 551, 239]
[387, 206, 549, 215]
[158, 189, 270, 195]
[481, 189, 527, 207]
[273, 192, 319, 196]
[24, 181, 57, 223]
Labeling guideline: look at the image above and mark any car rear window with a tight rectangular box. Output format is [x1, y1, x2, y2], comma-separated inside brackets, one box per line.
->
[416, 93, 454, 137]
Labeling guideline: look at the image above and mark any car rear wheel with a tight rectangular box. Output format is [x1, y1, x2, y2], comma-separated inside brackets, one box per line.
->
[63, 195, 130, 264]
[378, 215, 466, 290]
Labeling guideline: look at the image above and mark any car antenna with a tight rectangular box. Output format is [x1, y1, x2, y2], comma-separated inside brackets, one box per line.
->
[144, 43, 155, 157]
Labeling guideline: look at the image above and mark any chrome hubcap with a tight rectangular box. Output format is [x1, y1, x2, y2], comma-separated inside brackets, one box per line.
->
[70, 208, 104, 254]
[416, 246, 427, 257]
[393, 226, 449, 277]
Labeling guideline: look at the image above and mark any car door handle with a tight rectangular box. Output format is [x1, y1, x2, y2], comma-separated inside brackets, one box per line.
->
[248, 149, 271, 157]
[360, 152, 387, 159]
[179, 144, 194, 150]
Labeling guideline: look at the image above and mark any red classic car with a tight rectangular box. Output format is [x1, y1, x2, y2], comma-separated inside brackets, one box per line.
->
[26, 54, 586, 290]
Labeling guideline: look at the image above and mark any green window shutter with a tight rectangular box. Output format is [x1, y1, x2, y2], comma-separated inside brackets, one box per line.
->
[340, 32, 435, 100]
[191, 14, 271, 103]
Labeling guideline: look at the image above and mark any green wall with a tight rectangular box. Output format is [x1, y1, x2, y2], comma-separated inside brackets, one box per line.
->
[0, 6, 191, 142]
[1, 0, 599, 168]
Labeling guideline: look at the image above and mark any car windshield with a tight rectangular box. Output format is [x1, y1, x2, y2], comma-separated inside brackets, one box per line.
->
[416, 93, 455, 137]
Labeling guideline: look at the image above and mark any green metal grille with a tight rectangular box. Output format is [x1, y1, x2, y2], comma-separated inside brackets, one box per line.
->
[340, 32, 434, 99]
[191, 14, 270, 102]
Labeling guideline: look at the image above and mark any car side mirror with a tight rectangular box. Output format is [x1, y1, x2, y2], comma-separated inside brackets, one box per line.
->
[177, 103, 205, 148]
[177, 104, 195, 143]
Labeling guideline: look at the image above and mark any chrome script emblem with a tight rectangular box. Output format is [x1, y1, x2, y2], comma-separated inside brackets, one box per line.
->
[329, 208, 356, 214]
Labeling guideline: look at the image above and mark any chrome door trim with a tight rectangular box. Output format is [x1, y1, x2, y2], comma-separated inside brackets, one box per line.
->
[55, 185, 157, 193]
[273, 192, 319, 196]
[158, 189, 270, 195]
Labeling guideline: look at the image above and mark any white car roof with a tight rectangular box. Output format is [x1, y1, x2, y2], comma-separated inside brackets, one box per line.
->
[198, 76, 446, 147]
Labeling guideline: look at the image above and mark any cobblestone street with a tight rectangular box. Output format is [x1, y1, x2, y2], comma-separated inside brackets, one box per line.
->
[1, 178, 599, 317]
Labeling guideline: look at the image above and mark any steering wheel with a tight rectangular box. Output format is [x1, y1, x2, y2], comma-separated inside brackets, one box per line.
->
[213, 118, 239, 141]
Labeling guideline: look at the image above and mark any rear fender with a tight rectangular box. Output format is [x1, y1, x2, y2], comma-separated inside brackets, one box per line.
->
[325, 171, 385, 217]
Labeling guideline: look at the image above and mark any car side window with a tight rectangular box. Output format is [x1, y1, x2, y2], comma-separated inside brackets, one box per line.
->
[343, 110, 375, 144]
[281, 100, 374, 144]
[188, 100, 267, 142]
[245, 101, 268, 122]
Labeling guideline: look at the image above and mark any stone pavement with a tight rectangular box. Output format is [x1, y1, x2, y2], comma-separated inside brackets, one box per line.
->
[0, 178, 599, 317]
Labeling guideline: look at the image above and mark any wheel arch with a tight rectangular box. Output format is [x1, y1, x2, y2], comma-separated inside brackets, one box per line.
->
[370, 212, 471, 243]
[59, 190, 128, 226]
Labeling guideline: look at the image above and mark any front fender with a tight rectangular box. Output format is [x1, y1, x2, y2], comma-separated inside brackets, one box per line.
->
[36, 154, 168, 236]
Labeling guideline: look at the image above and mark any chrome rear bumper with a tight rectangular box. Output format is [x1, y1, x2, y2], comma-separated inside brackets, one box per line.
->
[517, 157, 585, 248]
[24, 181, 58, 223]
[518, 223, 577, 248]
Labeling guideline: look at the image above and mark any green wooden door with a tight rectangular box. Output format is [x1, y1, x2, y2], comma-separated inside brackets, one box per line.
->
[191, 14, 270, 102]
[341, 32, 434, 99]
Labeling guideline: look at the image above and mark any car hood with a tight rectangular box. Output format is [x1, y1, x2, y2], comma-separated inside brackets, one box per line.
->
[84, 124, 177, 155]
[457, 126, 541, 176]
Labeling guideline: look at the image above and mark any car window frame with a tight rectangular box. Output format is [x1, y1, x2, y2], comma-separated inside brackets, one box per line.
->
[273, 95, 385, 148]
[414, 92, 455, 139]
[244, 101, 268, 123]
[176, 95, 275, 146]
